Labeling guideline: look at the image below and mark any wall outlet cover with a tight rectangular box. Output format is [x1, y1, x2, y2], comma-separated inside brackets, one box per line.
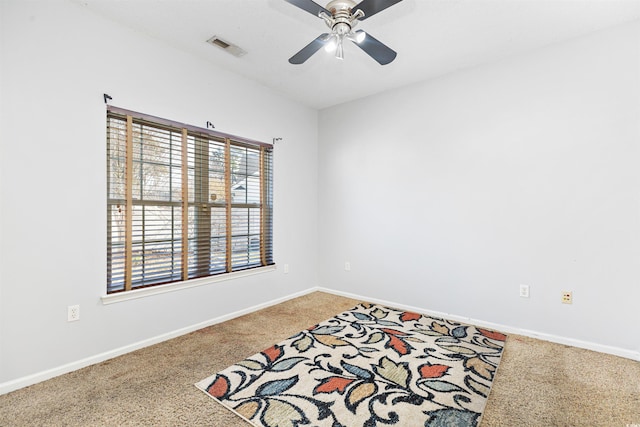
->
[67, 305, 80, 322]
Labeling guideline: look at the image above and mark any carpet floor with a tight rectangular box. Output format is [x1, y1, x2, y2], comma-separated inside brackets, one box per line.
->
[0, 291, 639, 426]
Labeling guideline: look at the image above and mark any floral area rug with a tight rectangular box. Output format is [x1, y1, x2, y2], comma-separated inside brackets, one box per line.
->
[196, 303, 506, 427]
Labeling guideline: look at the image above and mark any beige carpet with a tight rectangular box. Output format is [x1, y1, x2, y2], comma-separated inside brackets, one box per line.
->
[0, 291, 639, 426]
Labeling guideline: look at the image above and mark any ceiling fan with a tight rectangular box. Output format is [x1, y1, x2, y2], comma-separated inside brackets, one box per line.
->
[285, 0, 403, 65]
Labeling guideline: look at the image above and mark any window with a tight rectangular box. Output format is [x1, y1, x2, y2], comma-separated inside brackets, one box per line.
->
[106, 106, 273, 294]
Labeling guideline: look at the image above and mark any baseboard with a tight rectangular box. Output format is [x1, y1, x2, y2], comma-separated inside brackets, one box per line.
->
[316, 287, 640, 362]
[3, 285, 637, 396]
[0, 287, 318, 396]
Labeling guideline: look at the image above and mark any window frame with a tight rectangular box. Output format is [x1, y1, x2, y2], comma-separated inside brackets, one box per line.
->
[106, 105, 274, 297]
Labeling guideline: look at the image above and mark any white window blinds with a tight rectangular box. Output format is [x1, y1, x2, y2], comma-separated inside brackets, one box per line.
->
[107, 106, 273, 294]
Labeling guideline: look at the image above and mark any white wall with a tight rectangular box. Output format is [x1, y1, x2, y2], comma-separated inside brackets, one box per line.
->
[0, 0, 318, 387]
[318, 21, 640, 357]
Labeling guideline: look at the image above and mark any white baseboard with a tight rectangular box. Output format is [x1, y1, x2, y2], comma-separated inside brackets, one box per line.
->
[316, 286, 640, 362]
[0, 287, 318, 396]
[3, 285, 638, 396]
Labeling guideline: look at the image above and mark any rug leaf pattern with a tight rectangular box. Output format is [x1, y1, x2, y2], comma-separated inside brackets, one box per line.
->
[196, 303, 506, 427]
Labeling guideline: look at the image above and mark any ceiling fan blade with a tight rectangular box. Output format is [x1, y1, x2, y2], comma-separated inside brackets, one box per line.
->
[284, 0, 331, 17]
[352, 30, 396, 65]
[289, 34, 330, 64]
[353, 0, 403, 20]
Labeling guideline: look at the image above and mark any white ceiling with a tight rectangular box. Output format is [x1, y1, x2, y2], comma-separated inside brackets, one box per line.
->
[75, 0, 640, 109]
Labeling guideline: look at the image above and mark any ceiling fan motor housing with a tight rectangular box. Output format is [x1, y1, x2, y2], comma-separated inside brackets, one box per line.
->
[324, 0, 363, 34]
[326, 0, 358, 15]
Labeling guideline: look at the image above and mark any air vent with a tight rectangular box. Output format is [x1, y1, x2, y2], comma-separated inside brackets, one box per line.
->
[211, 38, 230, 49]
[206, 36, 247, 58]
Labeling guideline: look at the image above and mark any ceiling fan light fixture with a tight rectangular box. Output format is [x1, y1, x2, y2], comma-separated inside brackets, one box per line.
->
[324, 34, 338, 52]
[347, 30, 366, 44]
[335, 39, 344, 59]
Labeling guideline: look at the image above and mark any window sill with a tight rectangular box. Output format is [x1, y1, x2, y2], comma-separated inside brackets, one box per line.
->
[101, 265, 277, 305]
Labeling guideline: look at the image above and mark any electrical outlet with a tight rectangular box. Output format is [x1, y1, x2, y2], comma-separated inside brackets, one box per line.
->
[68, 305, 80, 322]
[344, 261, 351, 271]
[283, 264, 289, 274]
[561, 291, 573, 304]
[519, 284, 530, 298]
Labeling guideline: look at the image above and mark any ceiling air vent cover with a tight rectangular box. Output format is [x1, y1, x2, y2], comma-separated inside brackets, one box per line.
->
[206, 36, 247, 57]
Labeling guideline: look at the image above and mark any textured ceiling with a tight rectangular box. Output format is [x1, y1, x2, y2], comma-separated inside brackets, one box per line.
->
[74, 0, 640, 109]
